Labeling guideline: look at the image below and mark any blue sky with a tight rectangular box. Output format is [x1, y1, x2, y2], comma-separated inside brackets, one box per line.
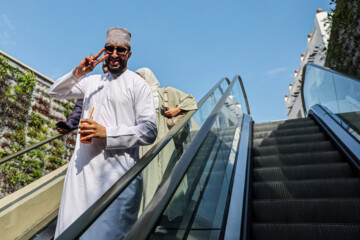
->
[0, 0, 332, 123]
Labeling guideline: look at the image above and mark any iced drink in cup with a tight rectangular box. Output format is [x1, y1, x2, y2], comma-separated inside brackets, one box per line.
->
[80, 107, 94, 144]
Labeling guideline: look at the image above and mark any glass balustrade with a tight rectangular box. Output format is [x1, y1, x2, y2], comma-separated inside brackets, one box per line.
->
[148, 77, 248, 239]
[303, 64, 360, 141]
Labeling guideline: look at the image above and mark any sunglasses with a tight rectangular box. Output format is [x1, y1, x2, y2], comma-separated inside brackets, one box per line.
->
[104, 45, 129, 55]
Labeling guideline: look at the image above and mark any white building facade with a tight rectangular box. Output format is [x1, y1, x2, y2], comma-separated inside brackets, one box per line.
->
[285, 9, 330, 119]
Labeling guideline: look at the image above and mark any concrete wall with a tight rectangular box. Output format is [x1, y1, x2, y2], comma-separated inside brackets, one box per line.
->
[0, 164, 67, 240]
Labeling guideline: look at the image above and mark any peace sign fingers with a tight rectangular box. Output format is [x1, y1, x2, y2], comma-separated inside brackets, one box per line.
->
[89, 48, 109, 68]
[93, 48, 105, 60]
[73, 48, 109, 79]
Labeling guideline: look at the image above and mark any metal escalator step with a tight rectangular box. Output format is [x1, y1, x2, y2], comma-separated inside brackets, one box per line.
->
[253, 178, 360, 199]
[253, 151, 344, 168]
[254, 120, 316, 132]
[253, 141, 334, 156]
[252, 223, 360, 240]
[252, 163, 356, 181]
[252, 198, 360, 223]
[253, 133, 327, 148]
[253, 126, 321, 139]
[255, 118, 314, 127]
[250, 117, 360, 239]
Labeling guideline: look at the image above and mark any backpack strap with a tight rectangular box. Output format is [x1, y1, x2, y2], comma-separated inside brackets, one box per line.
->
[164, 87, 169, 106]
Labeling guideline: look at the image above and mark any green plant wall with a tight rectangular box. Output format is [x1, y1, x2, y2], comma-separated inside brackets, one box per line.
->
[0, 56, 77, 197]
[325, 0, 360, 78]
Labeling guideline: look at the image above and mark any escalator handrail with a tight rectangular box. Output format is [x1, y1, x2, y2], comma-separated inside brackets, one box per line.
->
[239, 76, 251, 115]
[223, 114, 252, 240]
[301, 63, 360, 115]
[56, 77, 230, 240]
[124, 75, 244, 240]
[309, 104, 360, 169]
[0, 131, 75, 165]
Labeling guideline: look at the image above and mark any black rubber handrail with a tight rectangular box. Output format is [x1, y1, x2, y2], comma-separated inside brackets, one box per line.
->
[238, 76, 251, 115]
[222, 114, 253, 240]
[309, 104, 360, 169]
[56, 77, 230, 240]
[124, 75, 244, 240]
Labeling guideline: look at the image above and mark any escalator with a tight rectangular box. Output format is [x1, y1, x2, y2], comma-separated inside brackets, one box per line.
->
[122, 64, 360, 240]
[2, 63, 360, 240]
[251, 117, 360, 239]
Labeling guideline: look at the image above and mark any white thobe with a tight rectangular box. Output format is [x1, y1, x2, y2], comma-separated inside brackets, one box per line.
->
[49, 70, 157, 239]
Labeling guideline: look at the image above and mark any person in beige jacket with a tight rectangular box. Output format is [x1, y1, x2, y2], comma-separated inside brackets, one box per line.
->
[136, 67, 197, 220]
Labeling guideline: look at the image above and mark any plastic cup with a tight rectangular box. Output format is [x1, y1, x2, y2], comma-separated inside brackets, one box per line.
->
[80, 121, 92, 144]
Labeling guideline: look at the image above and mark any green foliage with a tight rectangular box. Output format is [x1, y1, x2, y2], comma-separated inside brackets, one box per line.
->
[60, 100, 74, 110]
[50, 132, 58, 136]
[324, 0, 360, 77]
[0, 56, 36, 133]
[29, 113, 46, 129]
[51, 139, 64, 148]
[27, 128, 39, 138]
[0, 55, 76, 197]
[40, 126, 49, 133]
[0, 150, 8, 158]
[28, 149, 46, 161]
[38, 134, 48, 141]
[59, 100, 75, 119]
[64, 109, 73, 119]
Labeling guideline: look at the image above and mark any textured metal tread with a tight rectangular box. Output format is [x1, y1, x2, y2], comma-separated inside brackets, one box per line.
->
[255, 117, 313, 126]
[254, 120, 316, 132]
[253, 151, 344, 168]
[252, 223, 360, 240]
[253, 178, 360, 199]
[253, 141, 335, 156]
[253, 126, 322, 139]
[252, 198, 360, 223]
[253, 133, 327, 148]
[253, 162, 355, 181]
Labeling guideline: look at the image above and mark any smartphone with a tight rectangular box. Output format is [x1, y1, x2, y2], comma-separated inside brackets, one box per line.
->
[161, 106, 169, 113]
[56, 121, 72, 131]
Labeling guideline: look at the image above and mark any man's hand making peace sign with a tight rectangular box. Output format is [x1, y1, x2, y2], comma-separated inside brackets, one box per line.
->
[73, 48, 109, 79]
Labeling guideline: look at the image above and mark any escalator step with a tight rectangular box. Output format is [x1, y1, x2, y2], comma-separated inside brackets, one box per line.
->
[252, 223, 360, 240]
[253, 133, 327, 148]
[255, 118, 314, 127]
[253, 126, 321, 139]
[253, 151, 344, 168]
[254, 120, 316, 132]
[253, 141, 334, 156]
[250, 116, 360, 239]
[252, 198, 360, 223]
[252, 163, 355, 181]
[253, 178, 360, 199]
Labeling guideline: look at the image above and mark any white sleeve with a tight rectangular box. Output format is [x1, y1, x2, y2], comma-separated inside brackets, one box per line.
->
[105, 80, 158, 150]
[48, 70, 86, 99]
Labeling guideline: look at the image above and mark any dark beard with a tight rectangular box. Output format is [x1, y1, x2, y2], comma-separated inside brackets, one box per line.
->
[105, 58, 126, 75]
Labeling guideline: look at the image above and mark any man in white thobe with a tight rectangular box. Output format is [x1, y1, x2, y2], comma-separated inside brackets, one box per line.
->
[49, 27, 157, 239]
